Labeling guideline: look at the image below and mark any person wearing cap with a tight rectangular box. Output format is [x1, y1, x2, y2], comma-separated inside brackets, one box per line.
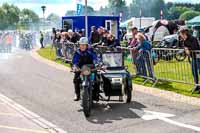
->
[68, 29, 80, 43]
[179, 28, 200, 93]
[72, 37, 98, 101]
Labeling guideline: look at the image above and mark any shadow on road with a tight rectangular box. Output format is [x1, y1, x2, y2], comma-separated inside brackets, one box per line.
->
[87, 101, 146, 124]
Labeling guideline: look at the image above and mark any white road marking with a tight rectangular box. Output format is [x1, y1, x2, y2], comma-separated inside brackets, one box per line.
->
[0, 93, 67, 133]
[131, 108, 200, 132]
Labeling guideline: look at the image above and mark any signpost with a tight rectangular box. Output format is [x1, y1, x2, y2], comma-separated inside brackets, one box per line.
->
[77, 4, 83, 16]
[85, 0, 88, 38]
[41, 6, 46, 31]
[139, 8, 142, 29]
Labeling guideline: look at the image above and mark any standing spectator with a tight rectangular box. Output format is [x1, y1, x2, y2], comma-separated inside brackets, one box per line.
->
[179, 28, 200, 93]
[192, 26, 200, 41]
[102, 29, 109, 45]
[61, 32, 68, 59]
[129, 27, 138, 47]
[98, 27, 104, 43]
[78, 30, 84, 38]
[129, 27, 139, 74]
[134, 33, 154, 78]
[68, 29, 80, 43]
[5, 34, 12, 53]
[40, 31, 44, 48]
[55, 31, 63, 58]
[90, 26, 100, 44]
[138, 28, 149, 41]
[106, 34, 120, 48]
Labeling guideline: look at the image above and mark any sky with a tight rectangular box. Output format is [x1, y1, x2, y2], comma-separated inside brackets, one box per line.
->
[0, 0, 199, 17]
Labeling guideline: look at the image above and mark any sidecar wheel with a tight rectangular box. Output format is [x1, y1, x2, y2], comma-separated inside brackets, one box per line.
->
[126, 89, 132, 103]
[125, 87, 132, 103]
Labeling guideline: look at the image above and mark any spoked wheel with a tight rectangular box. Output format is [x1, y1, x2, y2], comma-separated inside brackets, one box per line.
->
[81, 86, 92, 117]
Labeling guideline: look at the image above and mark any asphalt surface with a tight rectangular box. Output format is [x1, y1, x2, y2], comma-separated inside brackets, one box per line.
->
[0, 49, 200, 133]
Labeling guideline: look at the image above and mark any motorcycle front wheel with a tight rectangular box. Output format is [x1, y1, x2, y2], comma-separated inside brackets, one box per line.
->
[81, 86, 92, 117]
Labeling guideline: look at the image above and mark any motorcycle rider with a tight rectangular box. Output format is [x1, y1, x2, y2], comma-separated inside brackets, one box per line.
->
[72, 37, 98, 101]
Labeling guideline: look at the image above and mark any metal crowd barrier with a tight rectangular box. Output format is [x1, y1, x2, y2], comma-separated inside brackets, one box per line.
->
[54, 42, 200, 87]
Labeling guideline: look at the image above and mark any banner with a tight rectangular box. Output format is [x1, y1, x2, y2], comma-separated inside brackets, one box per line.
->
[77, 3, 83, 16]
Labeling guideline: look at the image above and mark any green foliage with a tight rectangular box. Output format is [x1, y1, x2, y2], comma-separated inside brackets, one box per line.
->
[0, 3, 39, 30]
[179, 10, 200, 20]
[80, 5, 96, 15]
[63, 1, 200, 21]
[47, 13, 60, 22]
[108, 0, 126, 15]
[65, 10, 76, 16]
[0, 3, 20, 29]
[65, 6, 96, 16]
[168, 6, 191, 20]
[20, 8, 39, 24]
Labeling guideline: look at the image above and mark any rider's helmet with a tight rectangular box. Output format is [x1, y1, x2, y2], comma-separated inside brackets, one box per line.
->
[79, 37, 89, 45]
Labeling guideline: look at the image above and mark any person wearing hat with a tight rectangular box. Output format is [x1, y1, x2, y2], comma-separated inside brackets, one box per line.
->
[72, 37, 98, 101]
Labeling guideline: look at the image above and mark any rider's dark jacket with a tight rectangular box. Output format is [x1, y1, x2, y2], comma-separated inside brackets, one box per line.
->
[72, 48, 97, 68]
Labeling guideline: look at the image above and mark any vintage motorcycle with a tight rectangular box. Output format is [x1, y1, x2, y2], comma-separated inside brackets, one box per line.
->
[72, 51, 132, 117]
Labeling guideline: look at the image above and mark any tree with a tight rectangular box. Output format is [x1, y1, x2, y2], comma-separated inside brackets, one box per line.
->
[65, 6, 96, 16]
[151, 0, 166, 19]
[81, 5, 96, 15]
[0, 3, 39, 30]
[47, 13, 60, 22]
[168, 6, 190, 20]
[129, 0, 166, 19]
[65, 10, 76, 16]
[20, 9, 39, 24]
[179, 10, 200, 20]
[0, 7, 7, 30]
[2, 3, 20, 27]
[108, 0, 126, 14]
[47, 13, 61, 28]
[108, 0, 127, 20]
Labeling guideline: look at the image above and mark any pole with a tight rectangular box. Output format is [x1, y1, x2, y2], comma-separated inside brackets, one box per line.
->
[160, 9, 163, 20]
[41, 6, 46, 32]
[85, 0, 88, 38]
[43, 11, 45, 31]
[139, 8, 142, 29]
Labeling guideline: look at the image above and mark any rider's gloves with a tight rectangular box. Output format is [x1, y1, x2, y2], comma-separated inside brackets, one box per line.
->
[72, 65, 79, 72]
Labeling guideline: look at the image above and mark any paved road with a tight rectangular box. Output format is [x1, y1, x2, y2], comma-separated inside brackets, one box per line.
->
[0, 49, 200, 133]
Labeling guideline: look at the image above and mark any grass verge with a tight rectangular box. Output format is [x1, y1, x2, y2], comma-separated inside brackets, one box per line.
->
[37, 46, 200, 98]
